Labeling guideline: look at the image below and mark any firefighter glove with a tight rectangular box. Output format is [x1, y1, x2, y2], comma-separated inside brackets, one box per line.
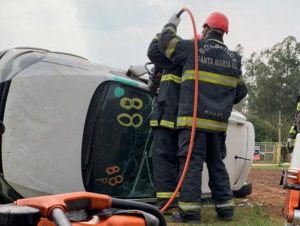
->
[168, 14, 181, 27]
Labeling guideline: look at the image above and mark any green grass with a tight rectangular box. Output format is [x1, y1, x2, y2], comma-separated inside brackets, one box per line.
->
[165, 205, 284, 226]
[252, 164, 290, 170]
[163, 165, 288, 225]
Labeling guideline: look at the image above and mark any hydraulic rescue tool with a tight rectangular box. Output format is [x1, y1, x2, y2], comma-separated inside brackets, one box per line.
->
[0, 192, 166, 226]
[281, 133, 300, 226]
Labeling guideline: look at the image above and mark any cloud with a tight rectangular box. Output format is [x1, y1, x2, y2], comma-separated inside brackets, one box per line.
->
[0, 0, 299, 69]
[0, 0, 88, 57]
[145, 0, 182, 12]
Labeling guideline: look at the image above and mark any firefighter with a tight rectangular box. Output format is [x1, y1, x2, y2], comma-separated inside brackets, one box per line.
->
[287, 120, 297, 152]
[147, 33, 182, 213]
[287, 95, 300, 152]
[155, 12, 248, 222]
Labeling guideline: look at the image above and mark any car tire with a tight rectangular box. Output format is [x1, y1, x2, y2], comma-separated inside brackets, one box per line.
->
[233, 182, 252, 198]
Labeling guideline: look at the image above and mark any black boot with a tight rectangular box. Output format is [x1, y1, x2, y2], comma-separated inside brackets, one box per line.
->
[171, 208, 201, 223]
[215, 206, 234, 221]
[156, 198, 179, 215]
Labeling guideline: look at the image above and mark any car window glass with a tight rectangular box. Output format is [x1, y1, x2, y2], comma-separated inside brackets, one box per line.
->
[82, 81, 155, 198]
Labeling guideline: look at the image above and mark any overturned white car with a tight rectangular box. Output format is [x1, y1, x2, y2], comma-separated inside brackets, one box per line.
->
[0, 47, 254, 202]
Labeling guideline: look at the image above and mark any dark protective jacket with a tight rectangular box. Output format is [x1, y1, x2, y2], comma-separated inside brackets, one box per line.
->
[158, 23, 248, 132]
[147, 34, 182, 129]
[288, 98, 300, 138]
[287, 98, 300, 151]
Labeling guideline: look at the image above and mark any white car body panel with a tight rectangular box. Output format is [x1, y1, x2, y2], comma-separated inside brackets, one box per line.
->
[0, 48, 254, 198]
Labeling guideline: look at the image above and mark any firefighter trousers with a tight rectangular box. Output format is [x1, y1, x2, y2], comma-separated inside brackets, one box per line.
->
[177, 129, 233, 211]
[152, 127, 179, 206]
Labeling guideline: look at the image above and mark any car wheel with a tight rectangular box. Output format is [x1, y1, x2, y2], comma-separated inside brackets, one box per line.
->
[233, 182, 252, 198]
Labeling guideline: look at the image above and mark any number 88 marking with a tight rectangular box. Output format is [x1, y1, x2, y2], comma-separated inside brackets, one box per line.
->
[108, 175, 123, 186]
[117, 113, 143, 128]
[106, 166, 120, 175]
[120, 97, 143, 110]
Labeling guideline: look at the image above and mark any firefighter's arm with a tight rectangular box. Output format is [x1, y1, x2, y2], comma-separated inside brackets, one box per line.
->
[147, 34, 174, 94]
[147, 34, 174, 70]
[233, 55, 247, 104]
[233, 77, 248, 104]
[158, 16, 188, 65]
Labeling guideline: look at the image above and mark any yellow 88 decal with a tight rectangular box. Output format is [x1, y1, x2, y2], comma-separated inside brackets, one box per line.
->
[120, 97, 143, 110]
[117, 113, 143, 128]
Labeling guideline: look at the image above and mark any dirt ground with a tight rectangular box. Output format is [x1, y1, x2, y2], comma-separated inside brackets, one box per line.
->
[246, 168, 286, 219]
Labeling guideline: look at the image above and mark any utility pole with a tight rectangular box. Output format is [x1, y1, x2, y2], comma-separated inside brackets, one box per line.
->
[277, 110, 282, 165]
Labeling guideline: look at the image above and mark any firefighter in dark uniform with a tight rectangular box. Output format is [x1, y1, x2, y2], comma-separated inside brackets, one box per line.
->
[155, 12, 248, 222]
[147, 33, 182, 212]
[287, 120, 297, 152]
[287, 95, 300, 152]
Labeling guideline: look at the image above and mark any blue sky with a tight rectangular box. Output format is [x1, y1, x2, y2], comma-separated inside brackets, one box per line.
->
[0, 0, 299, 69]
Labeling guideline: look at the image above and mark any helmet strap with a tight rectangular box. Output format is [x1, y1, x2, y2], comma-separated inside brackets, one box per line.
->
[201, 26, 210, 39]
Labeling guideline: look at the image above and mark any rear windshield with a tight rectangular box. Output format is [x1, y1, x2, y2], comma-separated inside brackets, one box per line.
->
[82, 81, 155, 198]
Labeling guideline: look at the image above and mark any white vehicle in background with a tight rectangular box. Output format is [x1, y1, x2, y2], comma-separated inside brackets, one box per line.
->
[0, 47, 254, 203]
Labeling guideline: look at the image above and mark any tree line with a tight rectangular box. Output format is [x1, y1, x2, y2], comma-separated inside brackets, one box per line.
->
[235, 36, 300, 142]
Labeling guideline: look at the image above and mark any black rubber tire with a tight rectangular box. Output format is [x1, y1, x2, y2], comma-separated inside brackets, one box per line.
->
[233, 182, 252, 198]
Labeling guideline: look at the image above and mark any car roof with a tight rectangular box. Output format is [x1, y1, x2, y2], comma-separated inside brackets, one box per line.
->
[0, 47, 147, 88]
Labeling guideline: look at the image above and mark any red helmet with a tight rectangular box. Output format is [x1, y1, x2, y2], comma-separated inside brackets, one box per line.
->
[203, 12, 229, 34]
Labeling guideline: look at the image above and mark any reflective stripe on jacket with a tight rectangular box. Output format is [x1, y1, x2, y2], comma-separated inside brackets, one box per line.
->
[288, 124, 297, 138]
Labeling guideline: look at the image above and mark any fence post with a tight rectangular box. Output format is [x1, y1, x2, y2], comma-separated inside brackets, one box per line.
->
[274, 143, 281, 164]
[277, 110, 282, 166]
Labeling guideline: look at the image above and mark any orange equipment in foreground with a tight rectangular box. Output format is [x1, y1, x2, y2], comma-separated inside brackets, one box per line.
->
[281, 133, 300, 226]
[0, 192, 166, 226]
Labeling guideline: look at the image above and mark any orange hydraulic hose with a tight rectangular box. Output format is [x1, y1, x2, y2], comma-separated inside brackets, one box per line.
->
[161, 7, 199, 212]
